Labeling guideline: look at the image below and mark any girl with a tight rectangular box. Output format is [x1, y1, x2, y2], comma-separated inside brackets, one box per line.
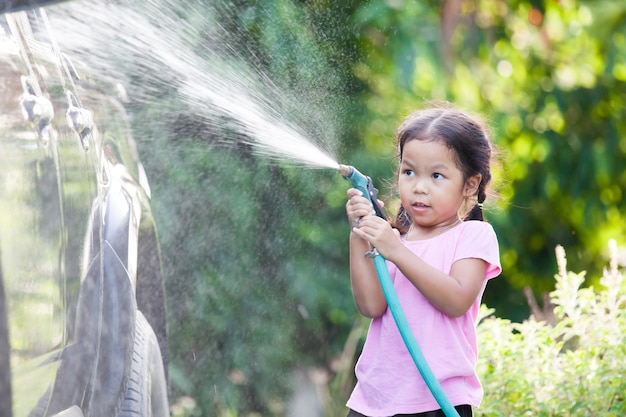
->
[345, 105, 501, 417]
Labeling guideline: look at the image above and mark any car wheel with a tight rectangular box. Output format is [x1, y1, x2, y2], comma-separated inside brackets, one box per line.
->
[116, 310, 169, 417]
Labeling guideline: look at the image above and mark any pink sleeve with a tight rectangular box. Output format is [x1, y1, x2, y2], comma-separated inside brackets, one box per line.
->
[456, 222, 501, 280]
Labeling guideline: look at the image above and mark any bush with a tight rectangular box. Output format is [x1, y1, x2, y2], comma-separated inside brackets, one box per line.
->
[477, 240, 626, 416]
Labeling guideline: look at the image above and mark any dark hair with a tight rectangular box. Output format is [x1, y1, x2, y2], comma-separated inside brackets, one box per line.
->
[391, 105, 494, 234]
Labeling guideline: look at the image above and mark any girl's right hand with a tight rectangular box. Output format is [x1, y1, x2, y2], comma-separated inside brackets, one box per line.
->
[346, 188, 381, 228]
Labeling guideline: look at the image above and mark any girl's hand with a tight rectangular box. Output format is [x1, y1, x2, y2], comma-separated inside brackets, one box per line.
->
[346, 188, 379, 228]
[352, 215, 401, 258]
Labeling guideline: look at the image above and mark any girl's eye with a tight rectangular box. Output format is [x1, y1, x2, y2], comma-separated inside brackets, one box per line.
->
[403, 169, 414, 177]
[432, 172, 444, 180]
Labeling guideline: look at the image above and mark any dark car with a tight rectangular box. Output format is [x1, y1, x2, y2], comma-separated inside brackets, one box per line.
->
[0, 1, 169, 416]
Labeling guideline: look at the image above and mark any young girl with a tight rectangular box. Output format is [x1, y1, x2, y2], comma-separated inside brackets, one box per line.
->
[345, 105, 501, 417]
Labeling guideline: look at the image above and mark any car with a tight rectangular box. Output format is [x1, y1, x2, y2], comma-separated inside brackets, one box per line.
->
[0, 1, 169, 416]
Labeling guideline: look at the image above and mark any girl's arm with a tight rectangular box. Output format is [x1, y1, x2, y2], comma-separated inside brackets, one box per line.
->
[346, 189, 388, 318]
[349, 231, 387, 318]
[353, 216, 487, 317]
[392, 247, 486, 317]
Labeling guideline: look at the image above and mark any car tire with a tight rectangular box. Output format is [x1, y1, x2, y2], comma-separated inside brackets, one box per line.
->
[116, 310, 169, 417]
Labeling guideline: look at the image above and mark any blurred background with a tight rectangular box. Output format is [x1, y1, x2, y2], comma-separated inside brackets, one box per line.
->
[20, 0, 626, 415]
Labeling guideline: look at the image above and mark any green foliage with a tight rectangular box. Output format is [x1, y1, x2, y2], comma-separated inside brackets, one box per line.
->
[342, 0, 626, 319]
[132, 87, 357, 415]
[128, 1, 361, 413]
[477, 240, 626, 416]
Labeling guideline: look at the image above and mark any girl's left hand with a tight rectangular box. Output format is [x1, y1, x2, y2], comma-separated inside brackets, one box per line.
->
[352, 214, 401, 258]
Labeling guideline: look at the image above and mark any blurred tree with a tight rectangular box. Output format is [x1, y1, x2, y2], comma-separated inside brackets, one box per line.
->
[335, 0, 626, 319]
[129, 0, 363, 413]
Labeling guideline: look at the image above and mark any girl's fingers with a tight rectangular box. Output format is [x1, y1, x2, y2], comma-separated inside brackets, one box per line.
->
[346, 188, 363, 198]
[347, 198, 373, 218]
[356, 217, 394, 240]
[346, 189, 383, 229]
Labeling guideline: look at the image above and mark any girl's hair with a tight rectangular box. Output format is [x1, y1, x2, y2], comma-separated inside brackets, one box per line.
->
[391, 104, 495, 234]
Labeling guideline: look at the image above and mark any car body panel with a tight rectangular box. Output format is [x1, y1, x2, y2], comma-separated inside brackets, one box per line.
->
[0, 3, 168, 416]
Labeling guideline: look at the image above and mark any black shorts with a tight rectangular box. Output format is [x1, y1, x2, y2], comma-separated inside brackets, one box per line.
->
[347, 404, 472, 417]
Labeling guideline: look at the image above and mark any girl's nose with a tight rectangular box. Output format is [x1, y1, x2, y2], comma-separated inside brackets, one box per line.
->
[412, 177, 428, 194]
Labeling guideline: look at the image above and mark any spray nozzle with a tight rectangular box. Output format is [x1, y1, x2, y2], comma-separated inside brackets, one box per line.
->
[337, 164, 353, 178]
[338, 164, 386, 220]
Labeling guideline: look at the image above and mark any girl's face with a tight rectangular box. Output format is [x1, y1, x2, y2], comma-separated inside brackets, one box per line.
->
[398, 139, 480, 233]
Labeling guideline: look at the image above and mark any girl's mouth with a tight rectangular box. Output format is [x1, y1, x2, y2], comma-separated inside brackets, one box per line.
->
[411, 202, 430, 212]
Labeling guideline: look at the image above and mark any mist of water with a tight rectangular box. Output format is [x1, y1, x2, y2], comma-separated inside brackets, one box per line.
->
[45, 0, 340, 170]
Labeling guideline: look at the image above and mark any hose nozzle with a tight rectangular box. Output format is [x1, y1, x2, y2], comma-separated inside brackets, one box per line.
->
[338, 164, 353, 178]
[338, 164, 386, 220]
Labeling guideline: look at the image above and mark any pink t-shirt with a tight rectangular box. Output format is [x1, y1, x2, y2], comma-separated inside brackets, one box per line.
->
[347, 220, 501, 417]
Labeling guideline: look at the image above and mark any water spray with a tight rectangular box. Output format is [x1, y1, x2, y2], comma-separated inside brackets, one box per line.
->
[28, 0, 463, 412]
[338, 164, 461, 417]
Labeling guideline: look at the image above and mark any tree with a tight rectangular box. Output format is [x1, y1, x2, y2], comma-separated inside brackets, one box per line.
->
[333, 0, 626, 319]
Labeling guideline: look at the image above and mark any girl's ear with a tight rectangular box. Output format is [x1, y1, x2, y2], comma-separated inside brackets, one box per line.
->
[464, 174, 482, 197]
